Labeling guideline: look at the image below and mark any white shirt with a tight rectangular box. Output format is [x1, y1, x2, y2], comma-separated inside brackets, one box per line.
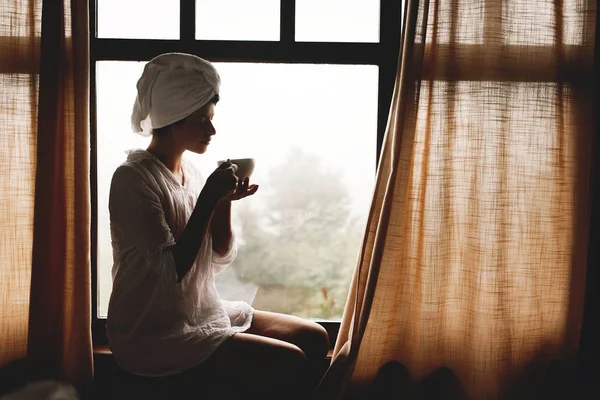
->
[106, 149, 253, 377]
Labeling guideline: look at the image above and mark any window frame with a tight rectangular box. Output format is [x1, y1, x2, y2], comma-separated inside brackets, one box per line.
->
[90, 0, 402, 347]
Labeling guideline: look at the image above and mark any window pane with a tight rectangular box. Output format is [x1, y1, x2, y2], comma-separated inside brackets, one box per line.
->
[424, 0, 484, 44]
[295, 0, 380, 43]
[96, 62, 378, 320]
[196, 0, 280, 41]
[503, 0, 555, 45]
[97, 0, 179, 39]
[96, 62, 149, 318]
[562, 0, 589, 45]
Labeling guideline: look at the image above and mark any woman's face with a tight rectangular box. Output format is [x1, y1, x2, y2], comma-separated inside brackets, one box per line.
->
[173, 103, 216, 154]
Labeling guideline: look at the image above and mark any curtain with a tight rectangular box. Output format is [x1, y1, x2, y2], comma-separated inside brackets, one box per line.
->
[314, 0, 597, 399]
[0, 0, 93, 395]
[0, 0, 40, 368]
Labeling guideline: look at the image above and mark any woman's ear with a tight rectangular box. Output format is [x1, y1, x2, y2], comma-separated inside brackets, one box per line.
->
[168, 119, 184, 136]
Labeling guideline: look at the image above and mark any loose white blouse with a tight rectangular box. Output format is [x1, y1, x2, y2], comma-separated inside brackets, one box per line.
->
[106, 149, 253, 377]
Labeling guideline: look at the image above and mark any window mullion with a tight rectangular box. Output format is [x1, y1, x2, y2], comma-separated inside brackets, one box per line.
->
[483, 0, 502, 44]
[377, 0, 402, 165]
[180, 0, 196, 42]
[90, 0, 99, 328]
[280, 0, 295, 44]
[93, 39, 380, 64]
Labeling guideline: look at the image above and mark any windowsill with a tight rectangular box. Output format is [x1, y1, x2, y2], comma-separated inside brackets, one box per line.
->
[93, 344, 112, 355]
[93, 343, 334, 359]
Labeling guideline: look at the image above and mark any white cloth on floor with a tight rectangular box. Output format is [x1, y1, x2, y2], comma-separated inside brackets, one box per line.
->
[131, 52, 221, 136]
[0, 381, 79, 400]
[106, 149, 253, 377]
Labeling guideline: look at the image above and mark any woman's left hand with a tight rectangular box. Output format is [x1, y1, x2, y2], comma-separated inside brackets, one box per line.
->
[220, 177, 259, 202]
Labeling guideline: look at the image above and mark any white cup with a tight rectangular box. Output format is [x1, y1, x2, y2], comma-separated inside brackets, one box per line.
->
[217, 158, 255, 182]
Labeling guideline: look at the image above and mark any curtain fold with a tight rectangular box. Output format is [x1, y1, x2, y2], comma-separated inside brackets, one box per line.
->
[0, 0, 92, 396]
[577, 1, 600, 383]
[315, 0, 597, 399]
[0, 0, 40, 371]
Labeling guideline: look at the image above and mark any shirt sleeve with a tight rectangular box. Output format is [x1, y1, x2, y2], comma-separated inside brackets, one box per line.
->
[211, 233, 238, 275]
[109, 165, 177, 283]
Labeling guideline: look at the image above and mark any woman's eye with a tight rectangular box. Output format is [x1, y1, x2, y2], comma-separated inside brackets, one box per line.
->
[191, 116, 212, 125]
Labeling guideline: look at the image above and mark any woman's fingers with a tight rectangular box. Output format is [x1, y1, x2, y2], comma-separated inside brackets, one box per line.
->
[236, 177, 249, 193]
[221, 180, 258, 201]
[235, 177, 246, 194]
[218, 159, 232, 170]
[240, 184, 259, 198]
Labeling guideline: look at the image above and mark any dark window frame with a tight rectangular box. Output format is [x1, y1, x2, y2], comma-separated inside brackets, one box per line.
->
[90, 0, 402, 348]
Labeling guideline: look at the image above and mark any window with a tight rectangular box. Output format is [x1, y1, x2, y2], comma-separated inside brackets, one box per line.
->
[91, 0, 402, 344]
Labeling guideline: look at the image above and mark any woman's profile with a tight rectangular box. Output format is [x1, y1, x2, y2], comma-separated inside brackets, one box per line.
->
[106, 52, 329, 399]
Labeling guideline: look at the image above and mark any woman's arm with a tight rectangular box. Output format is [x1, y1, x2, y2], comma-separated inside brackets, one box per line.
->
[173, 173, 259, 282]
[211, 200, 233, 256]
[210, 177, 259, 257]
[171, 162, 239, 282]
[171, 188, 221, 283]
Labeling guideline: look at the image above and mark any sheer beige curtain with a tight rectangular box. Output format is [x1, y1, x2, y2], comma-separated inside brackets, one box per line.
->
[315, 0, 597, 399]
[0, 0, 92, 395]
[0, 0, 40, 369]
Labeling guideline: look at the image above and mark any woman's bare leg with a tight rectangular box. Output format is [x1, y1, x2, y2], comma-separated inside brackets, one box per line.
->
[201, 311, 330, 399]
[246, 310, 330, 363]
[203, 332, 308, 400]
[245, 310, 330, 392]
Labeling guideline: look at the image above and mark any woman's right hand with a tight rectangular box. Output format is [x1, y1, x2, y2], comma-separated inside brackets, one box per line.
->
[204, 160, 239, 201]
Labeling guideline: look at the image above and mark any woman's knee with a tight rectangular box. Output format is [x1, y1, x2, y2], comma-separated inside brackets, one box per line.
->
[294, 323, 330, 362]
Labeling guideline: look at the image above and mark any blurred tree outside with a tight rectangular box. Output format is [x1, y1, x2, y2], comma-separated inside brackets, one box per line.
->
[217, 147, 367, 320]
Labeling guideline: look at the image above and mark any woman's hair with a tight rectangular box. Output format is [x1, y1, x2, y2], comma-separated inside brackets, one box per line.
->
[151, 93, 220, 137]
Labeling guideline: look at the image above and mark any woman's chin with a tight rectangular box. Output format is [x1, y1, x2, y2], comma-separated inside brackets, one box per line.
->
[188, 145, 208, 155]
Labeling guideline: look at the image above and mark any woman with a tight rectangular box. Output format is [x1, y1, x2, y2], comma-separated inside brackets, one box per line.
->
[106, 53, 329, 399]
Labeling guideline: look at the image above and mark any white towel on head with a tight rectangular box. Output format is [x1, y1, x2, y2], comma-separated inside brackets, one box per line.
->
[131, 52, 221, 136]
